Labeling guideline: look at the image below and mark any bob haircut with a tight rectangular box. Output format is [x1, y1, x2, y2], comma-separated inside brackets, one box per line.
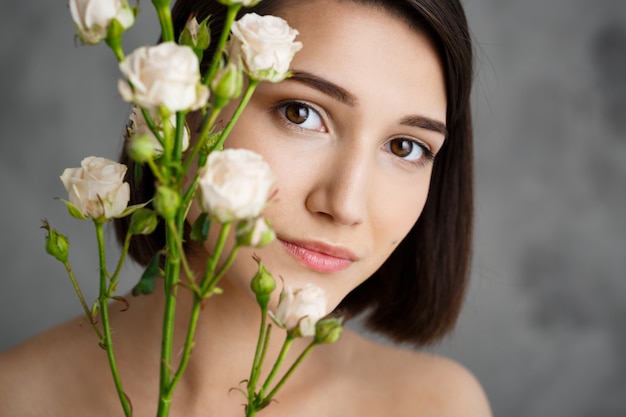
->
[115, 0, 474, 347]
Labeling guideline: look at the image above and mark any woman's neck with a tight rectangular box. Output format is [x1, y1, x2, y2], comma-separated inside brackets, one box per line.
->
[107, 268, 320, 412]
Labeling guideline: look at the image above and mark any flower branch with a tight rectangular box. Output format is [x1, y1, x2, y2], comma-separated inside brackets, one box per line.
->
[54, 3, 326, 417]
[95, 221, 133, 417]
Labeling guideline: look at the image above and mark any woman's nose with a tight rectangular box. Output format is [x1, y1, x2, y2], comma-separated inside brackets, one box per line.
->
[304, 148, 370, 226]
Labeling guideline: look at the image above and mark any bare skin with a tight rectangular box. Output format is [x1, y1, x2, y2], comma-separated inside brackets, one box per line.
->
[0, 286, 491, 417]
[0, 1, 492, 416]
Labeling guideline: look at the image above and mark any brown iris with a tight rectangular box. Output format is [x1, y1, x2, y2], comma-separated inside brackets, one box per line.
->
[388, 138, 415, 158]
[284, 103, 310, 125]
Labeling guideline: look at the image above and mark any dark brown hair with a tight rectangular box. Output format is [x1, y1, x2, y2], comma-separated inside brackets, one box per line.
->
[115, 0, 474, 346]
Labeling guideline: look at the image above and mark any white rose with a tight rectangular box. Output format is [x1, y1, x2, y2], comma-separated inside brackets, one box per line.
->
[128, 106, 190, 156]
[229, 13, 302, 82]
[60, 156, 130, 220]
[197, 149, 275, 223]
[69, 0, 135, 45]
[275, 284, 327, 337]
[118, 42, 210, 112]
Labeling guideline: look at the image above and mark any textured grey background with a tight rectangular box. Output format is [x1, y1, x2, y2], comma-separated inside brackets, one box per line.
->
[1, 1, 625, 416]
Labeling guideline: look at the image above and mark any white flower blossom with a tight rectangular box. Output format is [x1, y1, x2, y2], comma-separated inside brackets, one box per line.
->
[60, 157, 130, 219]
[197, 149, 275, 223]
[274, 284, 327, 337]
[118, 42, 209, 112]
[229, 13, 302, 82]
[69, 0, 135, 44]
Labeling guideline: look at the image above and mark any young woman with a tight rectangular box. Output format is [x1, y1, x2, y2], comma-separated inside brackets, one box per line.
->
[0, 0, 491, 415]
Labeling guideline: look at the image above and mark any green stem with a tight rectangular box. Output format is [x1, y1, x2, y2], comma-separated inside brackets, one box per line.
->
[160, 107, 175, 170]
[167, 297, 203, 397]
[95, 222, 132, 417]
[153, 2, 175, 43]
[147, 158, 168, 186]
[110, 232, 131, 286]
[248, 312, 270, 397]
[166, 221, 195, 283]
[201, 222, 231, 293]
[140, 108, 164, 148]
[181, 173, 200, 218]
[261, 340, 317, 406]
[181, 108, 221, 175]
[207, 245, 240, 290]
[62, 261, 103, 340]
[246, 406, 258, 417]
[213, 80, 259, 151]
[203, 5, 242, 86]
[258, 334, 294, 400]
[173, 111, 186, 167]
[106, 38, 125, 62]
[156, 216, 183, 417]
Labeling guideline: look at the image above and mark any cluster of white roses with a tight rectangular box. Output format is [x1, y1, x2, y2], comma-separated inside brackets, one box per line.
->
[64, 0, 301, 224]
[54, 2, 342, 415]
[62, 0, 331, 339]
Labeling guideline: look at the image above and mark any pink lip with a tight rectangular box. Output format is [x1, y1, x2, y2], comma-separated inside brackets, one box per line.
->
[278, 238, 356, 273]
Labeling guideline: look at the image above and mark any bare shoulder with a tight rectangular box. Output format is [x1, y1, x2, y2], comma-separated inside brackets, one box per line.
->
[0, 318, 108, 417]
[339, 330, 493, 417]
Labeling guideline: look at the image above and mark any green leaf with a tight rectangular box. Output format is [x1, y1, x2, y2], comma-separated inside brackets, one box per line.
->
[132, 253, 161, 296]
[115, 201, 151, 219]
[190, 212, 211, 243]
[56, 198, 88, 220]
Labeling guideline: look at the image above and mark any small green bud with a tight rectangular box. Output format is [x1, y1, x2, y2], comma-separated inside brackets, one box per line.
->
[211, 63, 244, 109]
[179, 15, 210, 59]
[236, 217, 275, 248]
[127, 134, 157, 163]
[128, 208, 159, 235]
[41, 220, 69, 263]
[314, 317, 343, 345]
[250, 259, 276, 308]
[153, 186, 180, 220]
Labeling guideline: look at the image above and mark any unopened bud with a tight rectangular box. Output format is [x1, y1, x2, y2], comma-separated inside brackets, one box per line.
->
[153, 186, 180, 220]
[250, 260, 276, 308]
[127, 134, 157, 163]
[128, 208, 159, 235]
[211, 63, 243, 109]
[314, 317, 343, 345]
[179, 15, 210, 58]
[41, 220, 69, 263]
[236, 217, 275, 248]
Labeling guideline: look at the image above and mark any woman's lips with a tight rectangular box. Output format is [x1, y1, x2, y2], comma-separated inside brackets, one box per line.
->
[278, 239, 356, 273]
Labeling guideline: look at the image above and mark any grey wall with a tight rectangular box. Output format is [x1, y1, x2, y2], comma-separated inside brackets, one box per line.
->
[1, 1, 624, 416]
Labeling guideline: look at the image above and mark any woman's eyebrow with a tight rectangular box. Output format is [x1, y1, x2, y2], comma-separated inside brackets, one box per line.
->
[287, 70, 357, 106]
[400, 115, 448, 137]
[287, 70, 447, 137]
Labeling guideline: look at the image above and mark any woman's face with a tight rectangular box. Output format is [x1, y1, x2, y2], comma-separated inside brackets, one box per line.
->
[190, 0, 447, 311]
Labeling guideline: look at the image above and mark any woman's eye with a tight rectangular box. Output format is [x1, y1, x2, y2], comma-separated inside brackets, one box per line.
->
[277, 102, 326, 132]
[386, 138, 433, 164]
